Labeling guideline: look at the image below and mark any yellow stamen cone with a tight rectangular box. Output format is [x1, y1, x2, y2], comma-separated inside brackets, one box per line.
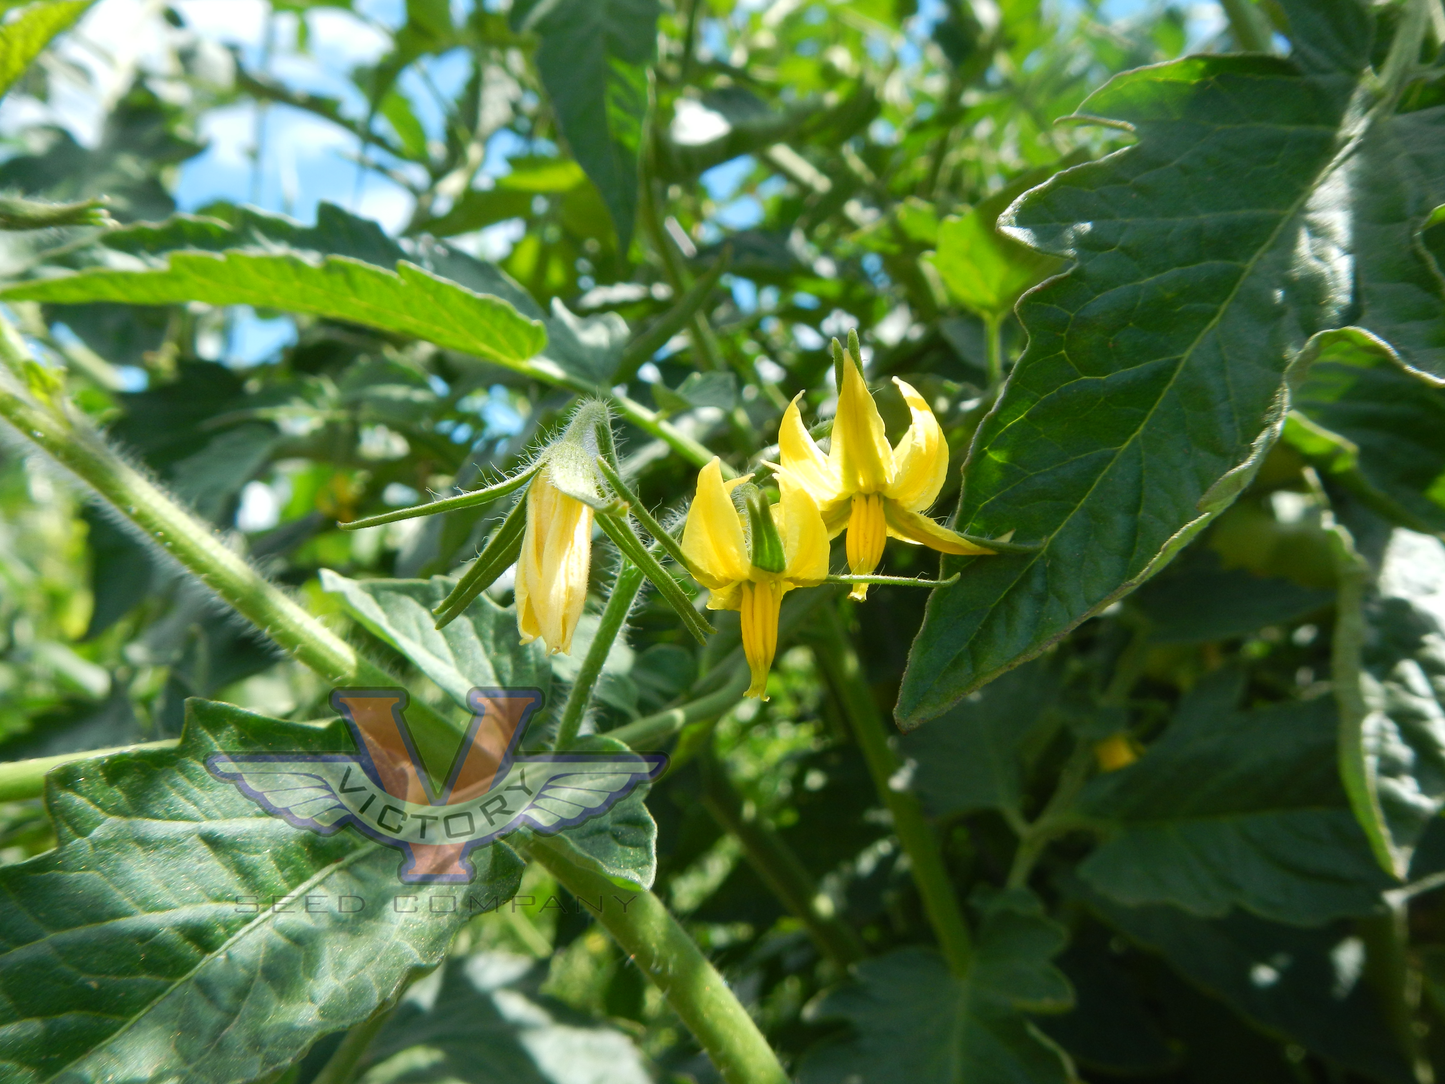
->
[740, 580, 785, 699]
[844, 493, 887, 600]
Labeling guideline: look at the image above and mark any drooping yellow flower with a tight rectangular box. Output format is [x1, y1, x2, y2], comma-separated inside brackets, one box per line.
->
[780, 351, 995, 599]
[514, 468, 592, 655]
[682, 457, 829, 699]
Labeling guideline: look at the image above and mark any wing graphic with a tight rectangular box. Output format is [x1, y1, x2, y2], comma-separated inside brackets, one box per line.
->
[506, 756, 665, 831]
[207, 756, 352, 831]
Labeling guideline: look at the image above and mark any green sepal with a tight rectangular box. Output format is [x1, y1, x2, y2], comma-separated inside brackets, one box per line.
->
[341, 462, 541, 530]
[433, 492, 531, 629]
[595, 455, 696, 576]
[596, 512, 715, 644]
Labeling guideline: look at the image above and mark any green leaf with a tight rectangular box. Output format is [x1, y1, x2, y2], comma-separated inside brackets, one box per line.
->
[1075, 668, 1393, 924]
[1131, 546, 1333, 643]
[4, 250, 546, 369]
[798, 891, 1074, 1084]
[540, 736, 658, 891]
[358, 952, 653, 1084]
[1080, 885, 1414, 1084]
[899, 0, 1445, 725]
[0, 698, 525, 1084]
[900, 656, 1064, 824]
[1332, 524, 1445, 879]
[927, 163, 1067, 319]
[513, 0, 658, 248]
[168, 421, 278, 522]
[544, 298, 628, 384]
[1286, 328, 1445, 533]
[0, 1, 91, 100]
[319, 571, 552, 713]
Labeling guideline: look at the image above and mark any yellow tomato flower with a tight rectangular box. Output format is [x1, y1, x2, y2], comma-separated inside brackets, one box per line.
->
[514, 467, 593, 655]
[779, 352, 995, 599]
[682, 457, 829, 699]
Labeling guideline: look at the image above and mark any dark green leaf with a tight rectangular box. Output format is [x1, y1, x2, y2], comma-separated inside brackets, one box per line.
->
[1131, 545, 1333, 643]
[1333, 525, 1445, 879]
[798, 891, 1074, 1084]
[359, 951, 652, 1084]
[319, 571, 552, 712]
[900, 655, 1064, 823]
[900, 1, 1445, 725]
[1076, 669, 1392, 924]
[0, 698, 525, 1084]
[1080, 884, 1414, 1084]
[514, 0, 658, 248]
[168, 421, 279, 522]
[1287, 327, 1445, 533]
[80, 504, 154, 639]
[543, 299, 628, 384]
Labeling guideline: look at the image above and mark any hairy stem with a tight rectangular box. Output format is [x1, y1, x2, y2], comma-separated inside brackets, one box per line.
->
[0, 327, 788, 1084]
[530, 837, 790, 1084]
[606, 667, 750, 748]
[700, 746, 866, 967]
[554, 559, 646, 750]
[812, 603, 974, 976]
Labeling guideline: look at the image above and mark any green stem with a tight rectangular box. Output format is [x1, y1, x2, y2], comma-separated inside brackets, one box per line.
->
[606, 667, 750, 748]
[0, 740, 178, 802]
[1359, 903, 1425, 1078]
[1218, 0, 1273, 53]
[0, 347, 462, 776]
[309, 1007, 392, 1084]
[812, 603, 974, 977]
[0, 331, 794, 1084]
[700, 746, 866, 967]
[984, 311, 1004, 388]
[1380, 0, 1429, 97]
[529, 837, 790, 1084]
[554, 559, 646, 750]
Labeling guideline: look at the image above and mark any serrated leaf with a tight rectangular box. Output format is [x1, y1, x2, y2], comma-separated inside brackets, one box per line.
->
[898, 0, 1445, 725]
[513, 0, 657, 249]
[1080, 883, 1414, 1084]
[3, 250, 546, 368]
[1075, 668, 1392, 924]
[1287, 328, 1445, 533]
[798, 892, 1073, 1084]
[0, 1, 91, 100]
[0, 698, 525, 1084]
[358, 952, 653, 1084]
[1333, 525, 1445, 879]
[900, 655, 1064, 824]
[319, 571, 552, 713]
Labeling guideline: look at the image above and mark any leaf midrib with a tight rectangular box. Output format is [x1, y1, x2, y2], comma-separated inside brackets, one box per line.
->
[37, 839, 380, 1083]
[944, 63, 1371, 698]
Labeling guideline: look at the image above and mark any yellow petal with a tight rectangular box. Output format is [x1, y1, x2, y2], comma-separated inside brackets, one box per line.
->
[740, 579, 786, 699]
[773, 467, 830, 586]
[682, 457, 752, 590]
[844, 492, 887, 600]
[883, 501, 997, 555]
[830, 355, 894, 494]
[514, 472, 593, 654]
[704, 580, 744, 611]
[778, 393, 840, 503]
[884, 377, 949, 512]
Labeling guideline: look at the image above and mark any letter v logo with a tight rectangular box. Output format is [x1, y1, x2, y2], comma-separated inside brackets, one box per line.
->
[207, 687, 666, 883]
